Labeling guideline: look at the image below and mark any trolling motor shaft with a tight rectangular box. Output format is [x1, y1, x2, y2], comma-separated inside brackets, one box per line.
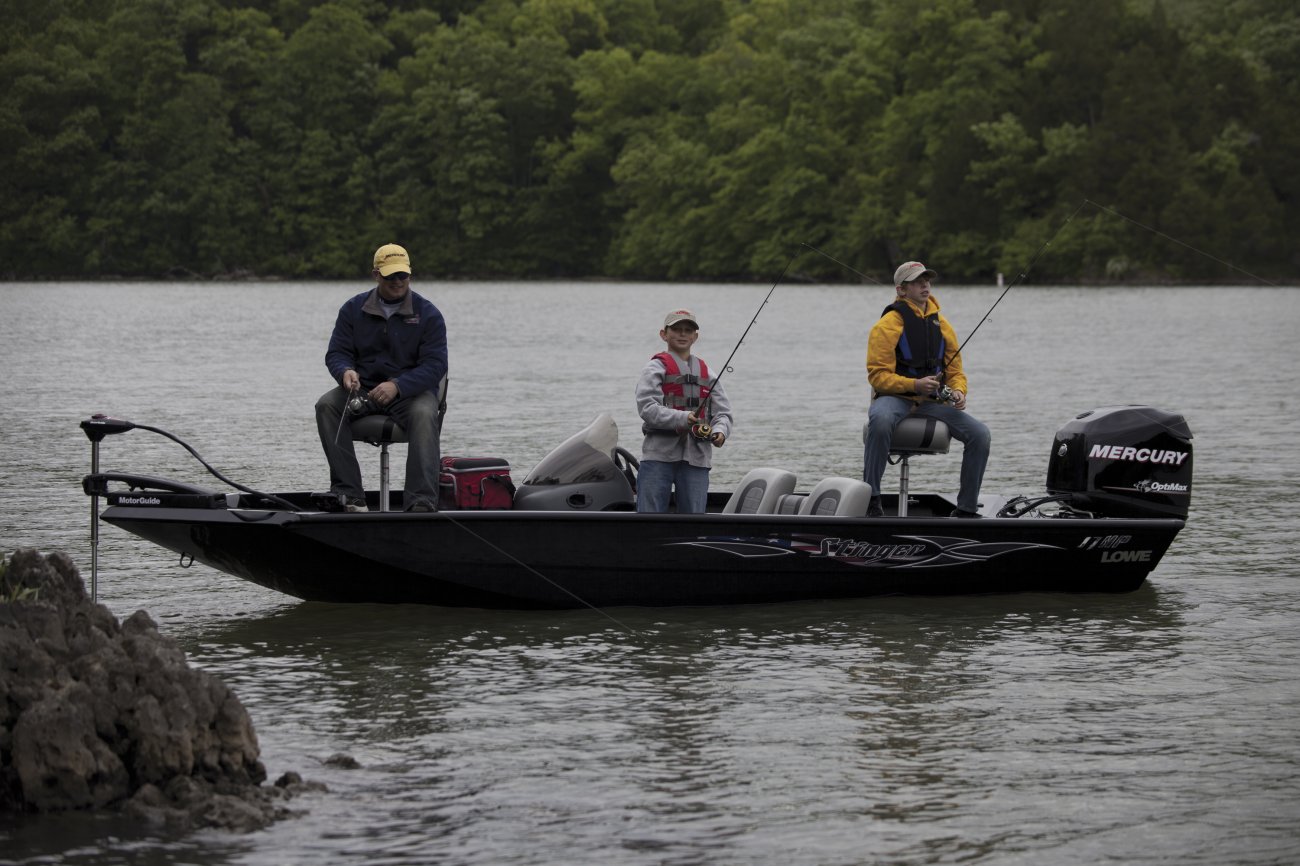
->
[80, 414, 140, 602]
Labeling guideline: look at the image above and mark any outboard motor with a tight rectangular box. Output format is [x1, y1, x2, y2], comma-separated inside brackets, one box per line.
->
[1046, 405, 1193, 519]
[513, 413, 637, 511]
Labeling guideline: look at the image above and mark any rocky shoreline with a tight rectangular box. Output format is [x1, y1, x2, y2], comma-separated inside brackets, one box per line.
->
[1, 548, 324, 832]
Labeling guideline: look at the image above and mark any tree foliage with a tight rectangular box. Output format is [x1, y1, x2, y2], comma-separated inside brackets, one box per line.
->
[0, 0, 1293, 280]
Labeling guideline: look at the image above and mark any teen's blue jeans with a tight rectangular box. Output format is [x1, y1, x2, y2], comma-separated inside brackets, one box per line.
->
[636, 460, 711, 514]
[863, 396, 991, 514]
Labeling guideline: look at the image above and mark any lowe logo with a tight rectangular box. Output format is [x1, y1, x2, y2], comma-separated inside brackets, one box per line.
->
[1100, 549, 1152, 563]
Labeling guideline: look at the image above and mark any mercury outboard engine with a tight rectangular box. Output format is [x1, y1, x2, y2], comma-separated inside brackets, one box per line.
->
[1046, 405, 1193, 519]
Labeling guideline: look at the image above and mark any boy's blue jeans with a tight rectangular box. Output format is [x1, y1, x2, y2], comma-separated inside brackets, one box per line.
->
[636, 460, 711, 514]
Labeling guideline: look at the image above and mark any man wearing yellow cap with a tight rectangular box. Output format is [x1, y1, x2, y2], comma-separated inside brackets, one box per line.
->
[314, 243, 448, 512]
[863, 261, 990, 518]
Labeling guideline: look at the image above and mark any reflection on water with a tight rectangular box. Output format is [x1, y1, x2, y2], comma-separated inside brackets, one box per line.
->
[141, 591, 1194, 865]
[2, 283, 1299, 865]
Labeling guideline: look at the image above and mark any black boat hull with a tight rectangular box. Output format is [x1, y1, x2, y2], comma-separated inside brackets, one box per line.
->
[85, 405, 1193, 609]
[102, 502, 1183, 608]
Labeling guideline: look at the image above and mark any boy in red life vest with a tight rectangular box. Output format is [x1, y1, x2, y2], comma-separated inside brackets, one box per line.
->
[635, 309, 733, 513]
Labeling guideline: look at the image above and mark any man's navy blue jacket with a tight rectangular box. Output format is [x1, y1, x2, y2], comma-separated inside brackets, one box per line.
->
[325, 288, 448, 398]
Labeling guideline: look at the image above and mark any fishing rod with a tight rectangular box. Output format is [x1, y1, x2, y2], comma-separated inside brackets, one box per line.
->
[333, 384, 359, 444]
[949, 199, 1089, 370]
[689, 250, 801, 440]
[801, 200, 1088, 401]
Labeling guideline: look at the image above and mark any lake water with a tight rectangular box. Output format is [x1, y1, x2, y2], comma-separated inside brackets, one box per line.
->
[1, 280, 1298, 865]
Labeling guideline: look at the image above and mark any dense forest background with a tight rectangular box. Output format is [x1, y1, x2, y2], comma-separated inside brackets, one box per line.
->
[2, 0, 1296, 281]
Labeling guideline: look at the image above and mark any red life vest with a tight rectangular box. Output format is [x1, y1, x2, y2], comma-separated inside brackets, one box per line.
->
[653, 352, 712, 415]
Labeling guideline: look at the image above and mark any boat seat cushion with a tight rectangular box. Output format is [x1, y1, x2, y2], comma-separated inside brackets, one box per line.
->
[350, 414, 409, 445]
[799, 477, 875, 517]
[723, 468, 797, 514]
[877, 415, 952, 456]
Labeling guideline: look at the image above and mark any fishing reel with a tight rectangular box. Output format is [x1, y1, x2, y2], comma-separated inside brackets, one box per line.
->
[333, 388, 378, 445]
[347, 392, 377, 415]
[933, 384, 956, 404]
[690, 422, 713, 441]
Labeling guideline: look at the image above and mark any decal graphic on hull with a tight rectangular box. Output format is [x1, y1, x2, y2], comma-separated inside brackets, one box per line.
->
[670, 533, 1063, 569]
[672, 540, 795, 558]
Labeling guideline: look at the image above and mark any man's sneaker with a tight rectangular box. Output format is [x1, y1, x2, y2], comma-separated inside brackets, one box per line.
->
[949, 508, 981, 519]
[346, 498, 368, 513]
[867, 499, 884, 518]
[405, 500, 437, 513]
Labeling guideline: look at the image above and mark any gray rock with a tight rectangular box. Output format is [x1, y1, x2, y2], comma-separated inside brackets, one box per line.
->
[0, 548, 324, 830]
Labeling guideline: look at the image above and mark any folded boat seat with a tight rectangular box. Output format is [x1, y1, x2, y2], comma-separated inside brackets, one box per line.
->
[866, 414, 952, 517]
[349, 415, 407, 512]
[723, 468, 798, 514]
[799, 477, 876, 517]
[774, 493, 806, 515]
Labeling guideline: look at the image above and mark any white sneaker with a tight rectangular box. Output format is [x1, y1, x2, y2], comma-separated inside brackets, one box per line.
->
[346, 498, 368, 513]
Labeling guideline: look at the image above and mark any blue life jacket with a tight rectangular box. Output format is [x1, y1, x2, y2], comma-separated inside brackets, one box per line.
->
[882, 300, 944, 380]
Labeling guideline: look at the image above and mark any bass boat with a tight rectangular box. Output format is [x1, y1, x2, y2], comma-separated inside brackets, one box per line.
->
[80, 405, 1193, 609]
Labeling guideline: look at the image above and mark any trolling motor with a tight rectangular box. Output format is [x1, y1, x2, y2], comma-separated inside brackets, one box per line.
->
[80, 414, 304, 600]
[79, 415, 139, 602]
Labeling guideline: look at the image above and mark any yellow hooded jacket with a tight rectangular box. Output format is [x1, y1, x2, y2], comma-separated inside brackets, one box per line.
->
[866, 293, 968, 402]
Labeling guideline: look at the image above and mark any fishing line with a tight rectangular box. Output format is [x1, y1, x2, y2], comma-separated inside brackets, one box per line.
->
[949, 198, 1090, 365]
[799, 242, 886, 285]
[149, 411, 630, 627]
[803, 201, 1086, 393]
[805, 195, 1275, 398]
[1083, 198, 1282, 287]
[691, 249, 801, 439]
[441, 514, 639, 635]
[92, 418, 635, 631]
[333, 383, 360, 444]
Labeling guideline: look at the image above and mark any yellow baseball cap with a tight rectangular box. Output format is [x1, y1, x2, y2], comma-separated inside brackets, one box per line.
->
[373, 243, 413, 277]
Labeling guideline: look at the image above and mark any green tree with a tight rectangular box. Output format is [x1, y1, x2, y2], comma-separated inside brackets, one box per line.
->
[0, 13, 109, 276]
[248, 0, 390, 274]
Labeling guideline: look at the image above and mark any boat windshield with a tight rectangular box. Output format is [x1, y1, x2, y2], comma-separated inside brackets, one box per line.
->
[523, 413, 622, 485]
